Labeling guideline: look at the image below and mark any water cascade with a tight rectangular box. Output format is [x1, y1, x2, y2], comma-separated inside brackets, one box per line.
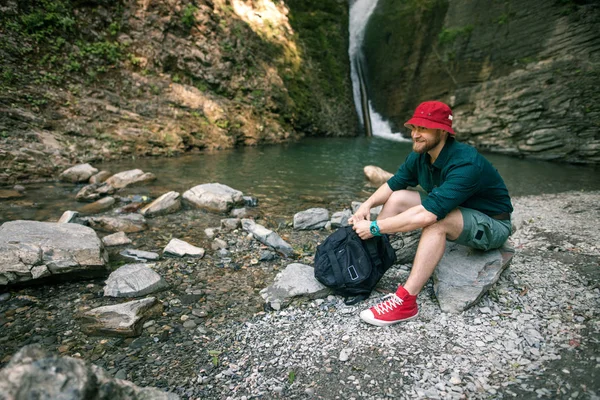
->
[349, 0, 408, 142]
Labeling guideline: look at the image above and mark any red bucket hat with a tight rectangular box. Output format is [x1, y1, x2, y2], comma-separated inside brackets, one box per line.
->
[404, 101, 455, 135]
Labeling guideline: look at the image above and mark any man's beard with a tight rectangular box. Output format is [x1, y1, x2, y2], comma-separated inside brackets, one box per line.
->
[412, 134, 442, 154]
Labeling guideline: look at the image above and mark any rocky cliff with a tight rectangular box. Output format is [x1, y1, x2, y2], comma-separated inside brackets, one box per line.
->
[363, 0, 600, 164]
[0, 0, 356, 184]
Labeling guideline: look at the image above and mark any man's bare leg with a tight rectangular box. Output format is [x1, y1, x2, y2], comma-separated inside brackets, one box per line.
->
[377, 190, 422, 219]
[403, 208, 464, 295]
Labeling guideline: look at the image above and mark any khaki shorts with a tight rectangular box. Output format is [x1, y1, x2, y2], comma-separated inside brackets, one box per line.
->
[454, 207, 511, 251]
[415, 188, 511, 251]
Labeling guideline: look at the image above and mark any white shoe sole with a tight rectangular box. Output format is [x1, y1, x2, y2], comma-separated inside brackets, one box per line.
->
[359, 309, 419, 327]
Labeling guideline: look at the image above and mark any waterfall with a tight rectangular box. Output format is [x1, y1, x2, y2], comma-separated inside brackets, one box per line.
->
[349, 0, 409, 142]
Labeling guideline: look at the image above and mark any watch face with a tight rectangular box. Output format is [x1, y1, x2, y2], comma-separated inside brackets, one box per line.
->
[370, 224, 376, 234]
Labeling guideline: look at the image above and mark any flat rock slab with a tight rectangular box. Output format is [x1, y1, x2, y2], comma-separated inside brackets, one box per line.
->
[260, 263, 331, 310]
[104, 263, 168, 297]
[433, 242, 515, 313]
[0, 189, 24, 199]
[140, 191, 181, 217]
[80, 297, 163, 337]
[0, 345, 179, 400]
[79, 196, 116, 215]
[86, 214, 148, 233]
[163, 238, 205, 258]
[58, 210, 79, 223]
[242, 219, 294, 257]
[59, 163, 98, 183]
[183, 183, 243, 212]
[293, 208, 330, 230]
[120, 249, 160, 261]
[0, 220, 108, 286]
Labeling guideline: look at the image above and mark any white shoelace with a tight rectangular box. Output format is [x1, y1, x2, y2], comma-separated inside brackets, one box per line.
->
[373, 294, 404, 315]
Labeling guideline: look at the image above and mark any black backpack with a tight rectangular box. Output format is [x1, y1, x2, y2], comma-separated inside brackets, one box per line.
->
[314, 226, 397, 305]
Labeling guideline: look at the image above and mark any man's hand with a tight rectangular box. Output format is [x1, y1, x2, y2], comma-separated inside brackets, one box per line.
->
[348, 204, 371, 225]
[352, 219, 373, 240]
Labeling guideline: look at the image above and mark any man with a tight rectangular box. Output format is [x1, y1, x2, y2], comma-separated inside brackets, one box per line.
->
[349, 101, 513, 327]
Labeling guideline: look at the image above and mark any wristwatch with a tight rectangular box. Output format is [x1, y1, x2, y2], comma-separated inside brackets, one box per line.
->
[369, 221, 381, 236]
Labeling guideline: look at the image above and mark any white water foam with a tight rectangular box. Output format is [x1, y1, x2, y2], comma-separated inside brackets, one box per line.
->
[348, 0, 409, 141]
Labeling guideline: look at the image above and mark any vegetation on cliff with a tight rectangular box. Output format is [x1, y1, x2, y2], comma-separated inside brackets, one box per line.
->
[0, 0, 356, 183]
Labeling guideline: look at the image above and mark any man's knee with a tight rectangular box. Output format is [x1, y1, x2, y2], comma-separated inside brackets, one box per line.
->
[385, 190, 421, 212]
[422, 209, 464, 240]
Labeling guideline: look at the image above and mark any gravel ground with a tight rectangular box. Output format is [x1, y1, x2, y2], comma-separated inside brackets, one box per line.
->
[1, 191, 599, 399]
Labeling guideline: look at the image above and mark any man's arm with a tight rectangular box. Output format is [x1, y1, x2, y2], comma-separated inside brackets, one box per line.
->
[353, 204, 437, 239]
[348, 183, 393, 224]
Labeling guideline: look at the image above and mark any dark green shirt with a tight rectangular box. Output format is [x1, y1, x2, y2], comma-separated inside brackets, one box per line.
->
[387, 138, 513, 220]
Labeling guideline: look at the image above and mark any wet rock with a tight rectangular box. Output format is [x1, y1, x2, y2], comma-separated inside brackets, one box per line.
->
[243, 196, 259, 207]
[363, 165, 393, 186]
[13, 185, 25, 192]
[0, 189, 23, 199]
[0, 220, 108, 286]
[183, 183, 244, 212]
[220, 218, 240, 230]
[59, 163, 98, 183]
[102, 231, 132, 246]
[120, 249, 160, 261]
[260, 263, 331, 310]
[85, 214, 148, 233]
[241, 219, 294, 257]
[140, 191, 181, 217]
[231, 207, 248, 218]
[80, 297, 163, 337]
[89, 170, 111, 184]
[104, 169, 156, 189]
[104, 263, 168, 297]
[293, 208, 330, 230]
[79, 196, 116, 215]
[75, 183, 102, 202]
[58, 210, 79, 223]
[331, 209, 352, 228]
[0, 345, 179, 399]
[433, 242, 515, 313]
[163, 238, 205, 258]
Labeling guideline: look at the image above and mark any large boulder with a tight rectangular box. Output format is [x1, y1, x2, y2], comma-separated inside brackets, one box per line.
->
[293, 208, 330, 230]
[260, 263, 332, 310]
[104, 264, 168, 298]
[104, 169, 156, 189]
[433, 242, 515, 313]
[241, 219, 294, 257]
[182, 183, 243, 212]
[140, 191, 181, 217]
[0, 345, 179, 399]
[80, 297, 162, 337]
[59, 163, 98, 183]
[0, 221, 108, 286]
[363, 165, 393, 187]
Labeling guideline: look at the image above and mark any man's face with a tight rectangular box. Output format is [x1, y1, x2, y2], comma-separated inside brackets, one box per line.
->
[409, 125, 443, 154]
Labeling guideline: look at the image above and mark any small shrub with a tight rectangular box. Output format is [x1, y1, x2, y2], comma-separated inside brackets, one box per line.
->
[182, 4, 197, 29]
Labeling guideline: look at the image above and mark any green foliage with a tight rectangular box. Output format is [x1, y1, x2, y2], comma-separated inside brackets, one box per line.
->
[288, 370, 296, 384]
[19, 0, 75, 41]
[182, 4, 197, 29]
[438, 25, 474, 45]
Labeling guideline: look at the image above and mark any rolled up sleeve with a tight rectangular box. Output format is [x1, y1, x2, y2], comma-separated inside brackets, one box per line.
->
[422, 162, 481, 220]
[387, 153, 419, 191]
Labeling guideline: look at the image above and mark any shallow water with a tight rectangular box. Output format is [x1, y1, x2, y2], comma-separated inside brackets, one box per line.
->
[1, 136, 599, 223]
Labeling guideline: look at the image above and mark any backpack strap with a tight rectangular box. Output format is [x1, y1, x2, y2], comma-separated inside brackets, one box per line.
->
[344, 293, 369, 305]
[326, 249, 345, 286]
[363, 237, 383, 268]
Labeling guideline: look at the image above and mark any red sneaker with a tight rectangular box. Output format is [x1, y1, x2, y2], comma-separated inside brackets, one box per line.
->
[359, 286, 419, 326]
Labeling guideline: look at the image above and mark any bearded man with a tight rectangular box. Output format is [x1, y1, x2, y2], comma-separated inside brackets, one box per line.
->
[349, 101, 513, 326]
